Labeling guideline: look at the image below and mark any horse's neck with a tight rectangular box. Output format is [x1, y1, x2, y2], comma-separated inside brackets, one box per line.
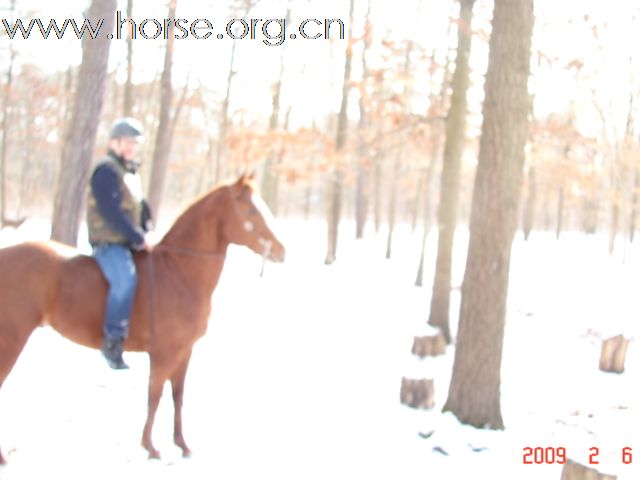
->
[160, 188, 227, 251]
[155, 188, 229, 295]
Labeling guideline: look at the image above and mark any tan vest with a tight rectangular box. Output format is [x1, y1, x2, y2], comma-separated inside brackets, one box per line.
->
[86, 154, 144, 245]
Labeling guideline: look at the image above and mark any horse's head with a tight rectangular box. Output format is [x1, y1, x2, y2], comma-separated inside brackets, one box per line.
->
[222, 173, 285, 263]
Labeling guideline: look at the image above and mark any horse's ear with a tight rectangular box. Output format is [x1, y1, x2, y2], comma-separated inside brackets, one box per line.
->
[235, 172, 248, 186]
[248, 170, 256, 181]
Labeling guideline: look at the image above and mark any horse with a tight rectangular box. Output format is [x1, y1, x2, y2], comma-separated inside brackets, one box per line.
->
[0, 173, 285, 463]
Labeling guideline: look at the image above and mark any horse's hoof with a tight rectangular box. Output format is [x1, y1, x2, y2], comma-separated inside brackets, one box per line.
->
[181, 448, 192, 458]
[148, 449, 161, 460]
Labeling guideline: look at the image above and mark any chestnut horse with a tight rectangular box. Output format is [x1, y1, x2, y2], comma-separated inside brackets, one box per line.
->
[0, 174, 285, 464]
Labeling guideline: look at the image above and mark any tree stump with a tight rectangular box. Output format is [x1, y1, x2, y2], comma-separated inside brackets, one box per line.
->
[599, 334, 629, 373]
[400, 377, 434, 410]
[411, 331, 446, 357]
[560, 458, 616, 480]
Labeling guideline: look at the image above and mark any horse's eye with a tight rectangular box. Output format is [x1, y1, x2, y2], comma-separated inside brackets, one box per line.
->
[249, 206, 258, 215]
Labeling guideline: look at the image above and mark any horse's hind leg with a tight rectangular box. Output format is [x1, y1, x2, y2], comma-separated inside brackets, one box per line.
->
[0, 312, 40, 465]
[171, 349, 193, 458]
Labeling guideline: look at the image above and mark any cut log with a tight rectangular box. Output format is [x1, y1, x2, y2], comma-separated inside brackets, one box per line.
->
[411, 331, 446, 357]
[560, 458, 616, 480]
[2, 216, 26, 228]
[599, 334, 629, 373]
[400, 377, 434, 410]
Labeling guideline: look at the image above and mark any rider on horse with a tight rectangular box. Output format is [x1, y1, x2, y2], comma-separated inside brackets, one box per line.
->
[86, 118, 151, 370]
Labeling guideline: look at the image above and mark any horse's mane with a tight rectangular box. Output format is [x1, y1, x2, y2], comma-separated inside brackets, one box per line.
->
[158, 175, 256, 244]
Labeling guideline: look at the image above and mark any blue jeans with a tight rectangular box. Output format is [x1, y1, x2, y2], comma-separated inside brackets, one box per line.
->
[93, 244, 137, 340]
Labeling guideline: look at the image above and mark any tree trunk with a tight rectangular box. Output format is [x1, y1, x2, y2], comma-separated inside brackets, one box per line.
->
[385, 154, 401, 259]
[556, 185, 564, 240]
[355, 0, 372, 240]
[325, 0, 355, 265]
[599, 334, 629, 374]
[0, 44, 15, 227]
[147, 0, 177, 218]
[443, 0, 534, 429]
[261, 9, 289, 209]
[412, 332, 446, 357]
[415, 141, 441, 287]
[523, 164, 536, 240]
[50, 0, 116, 244]
[428, 0, 476, 344]
[630, 159, 640, 242]
[400, 378, 435, 410]
[609, 202, 619, 254]
[123, 0, 134, 116]
[215, 40, 237, 184]
[560, 459, 617, 480]
[373, 153, 382, 233]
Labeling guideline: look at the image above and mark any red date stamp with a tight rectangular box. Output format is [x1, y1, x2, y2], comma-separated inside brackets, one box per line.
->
[523, 447, 633, 465]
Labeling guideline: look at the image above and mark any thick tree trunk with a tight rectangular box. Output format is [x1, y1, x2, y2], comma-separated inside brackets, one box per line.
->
[443, 0, 534, 429]
[50, 0, 116, 244]
[147, 0, 177, 217]
[428, 0, 475, 344]
[325, 0, 355, 265]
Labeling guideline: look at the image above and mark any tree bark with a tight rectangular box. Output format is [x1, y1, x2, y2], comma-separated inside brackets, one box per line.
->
[147, 0, 177, 218]
[428, 0, 475, 344]
[325, 0, 355, 265]
[599, 334, 629, 374]
[556, 185, 564, 240]
[0, 43, 15, 226]
[385, 154, 401, 259]
[400, 378, 435, 410]
[415, 141, 441, 286]
[214, 40, 237, 184]
[355, 0, 372, 239]
[443, 0, 534, 429]
[630, 159, 640, 242]
[560, 459, 617, 480]
[522, 164, 536, 240]
[261, 41, 286, 210]
[373, 153, 382, 233]
[50, 0, 116, 244]
[122, 0, 134, 117]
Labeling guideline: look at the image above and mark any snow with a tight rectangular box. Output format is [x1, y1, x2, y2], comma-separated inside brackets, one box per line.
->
[1, 218, 640, 479]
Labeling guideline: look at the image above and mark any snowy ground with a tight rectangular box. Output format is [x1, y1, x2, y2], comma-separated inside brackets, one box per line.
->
[1, 218, 640, 479]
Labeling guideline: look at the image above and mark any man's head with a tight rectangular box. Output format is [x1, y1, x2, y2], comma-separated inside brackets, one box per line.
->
[108, 118, 144, 163]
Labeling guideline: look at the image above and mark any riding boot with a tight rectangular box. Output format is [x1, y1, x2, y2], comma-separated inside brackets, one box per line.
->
[101, 336, 130, 370]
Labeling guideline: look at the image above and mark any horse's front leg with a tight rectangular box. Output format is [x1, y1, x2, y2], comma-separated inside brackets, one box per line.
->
[171, 350, 193, 457]
[141, 364, 166, 459]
